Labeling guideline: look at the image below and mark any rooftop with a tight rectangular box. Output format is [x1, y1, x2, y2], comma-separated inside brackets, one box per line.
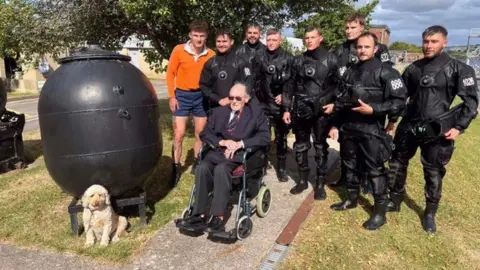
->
[370, 24, 391, 34]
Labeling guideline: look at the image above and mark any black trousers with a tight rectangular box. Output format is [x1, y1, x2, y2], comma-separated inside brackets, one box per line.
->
[292, 116, 329, 176]
[267, 113, 290, 161]
[192, 150, 241, 216]
[341, 127, 391, 202]
[388, 120, 454, 204]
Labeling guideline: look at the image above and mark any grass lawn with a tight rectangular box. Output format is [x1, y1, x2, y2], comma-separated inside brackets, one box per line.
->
[280, 114, 480, 269]
[0, 100, 197, 265]
[7, 90, 40, 100]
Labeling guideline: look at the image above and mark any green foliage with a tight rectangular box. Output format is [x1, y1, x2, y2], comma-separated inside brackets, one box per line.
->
[281, 38, 303, 55]
[0, 0, 37, 65]
[5, 0, 359, 73]
[293, 0, 379, 50]
[389, 41, 423, 53]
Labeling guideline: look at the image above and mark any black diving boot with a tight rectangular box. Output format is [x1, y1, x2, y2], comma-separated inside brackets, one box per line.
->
[363, 200, 387, 230]
[386, 191, 405, 212]
[277, 158, 288, 182]
[330, 189, 359, 210]
[290, 169, 309, 195]
[422, 202, 438, 233]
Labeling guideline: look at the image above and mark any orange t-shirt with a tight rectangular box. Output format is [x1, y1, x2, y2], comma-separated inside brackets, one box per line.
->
[166, 43, 215, 98]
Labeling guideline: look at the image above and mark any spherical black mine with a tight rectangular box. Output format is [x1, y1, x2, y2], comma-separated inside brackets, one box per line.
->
[38, 46, 162, 198]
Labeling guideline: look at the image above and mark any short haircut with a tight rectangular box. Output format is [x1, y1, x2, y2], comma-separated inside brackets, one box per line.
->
[215, 28, 233, 40]
[356, 32, 379, 46]
[246, 22, 261, 31]
[189, 20, 209, 34]
[346, 12, 366, 26]
[266, 28, 281, 36]
[304, 25, 321, 35]
[422, 25, 448, 38]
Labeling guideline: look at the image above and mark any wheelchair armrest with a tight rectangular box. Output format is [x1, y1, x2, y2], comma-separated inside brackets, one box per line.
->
[199, 143, 216, 160]
[241, 146, 268, 163]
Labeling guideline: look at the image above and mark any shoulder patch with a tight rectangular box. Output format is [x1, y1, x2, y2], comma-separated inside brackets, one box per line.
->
[390, 78, 404, 90]
[380, 52, 390, 62]
[462, 77, 475, 87]
[244, 67, 251, 76]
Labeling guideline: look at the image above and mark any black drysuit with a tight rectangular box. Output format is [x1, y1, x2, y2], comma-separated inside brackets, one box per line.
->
[283, 47, 339, 189]
[235, 41, 266, 71]
[332, 39, 394, 191]
[254, 48, 295, 162]
[199, 49, 253, 111]
[388, 52, 479, 206]
[332, 57, 407, 202]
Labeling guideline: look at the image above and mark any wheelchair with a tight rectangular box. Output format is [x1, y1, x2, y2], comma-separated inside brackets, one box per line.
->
[175, 143, 272, 241]
[0, 110, 26, 173]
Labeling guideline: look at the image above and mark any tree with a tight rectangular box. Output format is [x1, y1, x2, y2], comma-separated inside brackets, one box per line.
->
[292, 0, 379, 50]
[0, 0, 38, 67]
[281, 38, 302, 56]
[389, 41, 422, 53]
[13, 0, 359, 72]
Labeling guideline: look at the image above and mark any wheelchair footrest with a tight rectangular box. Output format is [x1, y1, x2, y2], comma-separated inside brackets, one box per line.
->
[175, 221, 206, 233]
[208, 230, 236, 240]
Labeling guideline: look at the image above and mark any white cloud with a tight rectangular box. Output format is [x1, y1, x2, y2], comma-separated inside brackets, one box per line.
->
[369, 0, 480, 45]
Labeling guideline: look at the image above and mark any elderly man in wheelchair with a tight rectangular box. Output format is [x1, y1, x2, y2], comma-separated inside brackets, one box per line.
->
[175, 83, 271, 238]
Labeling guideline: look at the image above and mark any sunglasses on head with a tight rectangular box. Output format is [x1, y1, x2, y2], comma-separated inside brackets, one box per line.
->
[228, 96, 243, 101]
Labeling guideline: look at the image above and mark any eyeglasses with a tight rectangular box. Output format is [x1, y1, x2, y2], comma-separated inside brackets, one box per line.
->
[228, 96, 243, 101]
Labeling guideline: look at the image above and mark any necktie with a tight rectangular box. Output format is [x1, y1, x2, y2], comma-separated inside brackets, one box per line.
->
[227, 110, 240, 134]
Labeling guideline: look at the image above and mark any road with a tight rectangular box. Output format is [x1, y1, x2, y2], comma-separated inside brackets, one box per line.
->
[5, 80, 168, 133]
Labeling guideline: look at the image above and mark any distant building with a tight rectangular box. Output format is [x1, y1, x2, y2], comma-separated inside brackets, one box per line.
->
[369, 24, 391, 46]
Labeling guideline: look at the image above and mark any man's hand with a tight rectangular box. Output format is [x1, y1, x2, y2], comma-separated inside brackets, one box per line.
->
[223, 141, 243, 159]
[169, 97, 179, 113]
[283, 112, 291, 124]
[219, 97, 231, 106]
[224, 149, 235, 159]
[445, 128, 461, 140]
[275, 94, 282, 105]
[323, 103, 335, 115]
[329, 127, 339, 141]
[385, 122, 395, 136]
[352, 99, 373, 115]
[219, 140, 237, 150]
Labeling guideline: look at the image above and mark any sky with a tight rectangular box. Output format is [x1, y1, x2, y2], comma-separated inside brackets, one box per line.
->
[283, 0, 480, 46]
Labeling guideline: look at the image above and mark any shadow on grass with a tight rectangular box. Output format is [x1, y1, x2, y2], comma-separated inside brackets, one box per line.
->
[404, 193, 425, 221]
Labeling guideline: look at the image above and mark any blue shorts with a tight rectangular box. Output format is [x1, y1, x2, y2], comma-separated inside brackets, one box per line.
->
[174, 89, 207, 117]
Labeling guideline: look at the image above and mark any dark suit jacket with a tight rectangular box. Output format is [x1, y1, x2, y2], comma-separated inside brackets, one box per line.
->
[200, 102, 271, 162]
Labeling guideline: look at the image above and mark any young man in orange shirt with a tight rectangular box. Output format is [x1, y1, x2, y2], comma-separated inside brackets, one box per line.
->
[167, 20, 215, 187]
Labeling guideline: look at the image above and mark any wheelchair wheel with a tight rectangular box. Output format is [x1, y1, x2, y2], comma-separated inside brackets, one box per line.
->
[256, 186, 272, 218]
[181, 207, 192, 219]
[236, 215, 253, 240]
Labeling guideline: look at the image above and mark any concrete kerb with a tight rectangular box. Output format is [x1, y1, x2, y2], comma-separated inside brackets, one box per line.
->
[0, 138, 340, 270]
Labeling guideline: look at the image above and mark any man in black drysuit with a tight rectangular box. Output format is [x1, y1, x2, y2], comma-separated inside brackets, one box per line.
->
[328, 32, 407, 230]
[200, 29, 253, 111]
[253, 28, 294, 182]
[330, 12, 395, 190]
[282, 25, 339, 200]
[235, 22, 266, 72]
[386, 25, 479, 233]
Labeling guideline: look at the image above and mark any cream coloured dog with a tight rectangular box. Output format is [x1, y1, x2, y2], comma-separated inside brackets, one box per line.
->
[81, 184, 128, 247]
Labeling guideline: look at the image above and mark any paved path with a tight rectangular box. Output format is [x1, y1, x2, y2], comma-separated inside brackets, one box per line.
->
[5, 80, 168, 133]
[0, 138, 340, 270]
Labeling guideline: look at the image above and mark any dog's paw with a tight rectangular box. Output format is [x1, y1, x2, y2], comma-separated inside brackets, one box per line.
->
[111, 236, 120, 243]
[99, 241, 109, 247]
[84, 241, 94, 248]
